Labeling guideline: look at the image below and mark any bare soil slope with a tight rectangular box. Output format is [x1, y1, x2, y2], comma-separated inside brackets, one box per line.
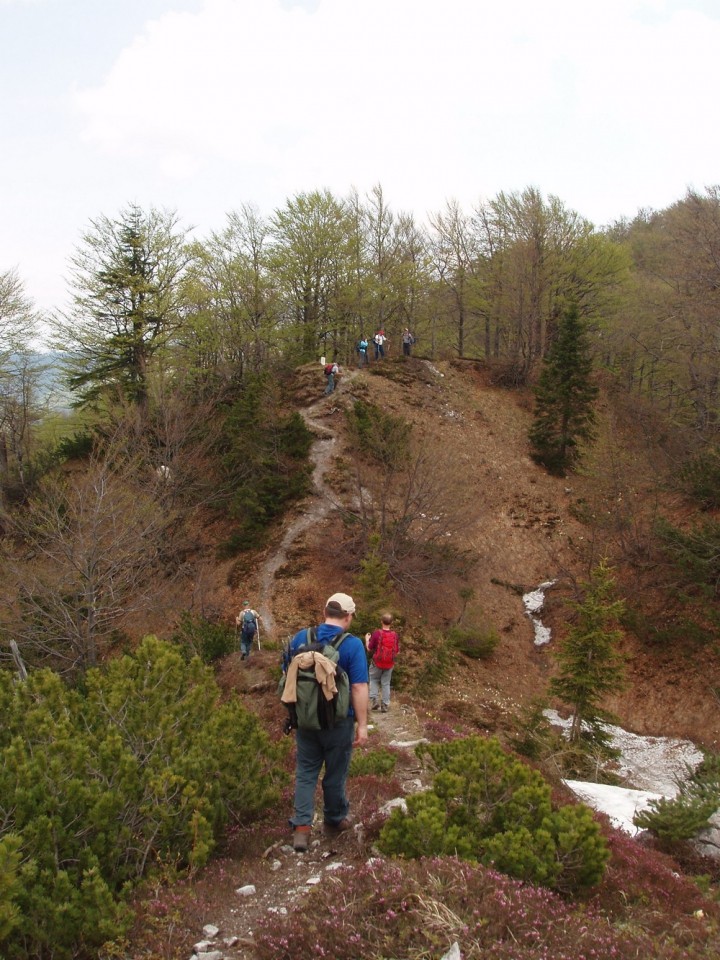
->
[216, 357, 720, 746]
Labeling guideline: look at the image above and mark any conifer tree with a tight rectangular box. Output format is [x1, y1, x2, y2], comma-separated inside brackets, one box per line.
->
[352, 532, 394, 636]
[528, 302, 598, 475]
[549, 559, 626, 744]
[54, 203, 191, 415]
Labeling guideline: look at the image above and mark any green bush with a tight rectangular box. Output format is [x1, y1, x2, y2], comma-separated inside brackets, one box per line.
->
[634, 752, 720, 845]
[0, 835, 21, 942]
[218, 375, 313, 553]
[378, 736, 609, 892]
[407, 630, 454, 698]
[171, 612, 237, 662]
[0, 637, 288, 960]
[655, 516, 720, 595]
[447, 623, 499, 659]
[678, 447, 720, 509]
[349, 747, 398, 777]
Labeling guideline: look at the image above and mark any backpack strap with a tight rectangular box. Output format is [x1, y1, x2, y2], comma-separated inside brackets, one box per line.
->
[330, 631, 350, 651]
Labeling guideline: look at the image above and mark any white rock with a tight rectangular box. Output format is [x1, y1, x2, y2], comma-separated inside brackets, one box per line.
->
[193, 942, 213, 954]
[388, 738, 429, 749]
[195, 952, 223, 960]
[325, 861, 344, 871]
[402, 778, 423, 793]
[235, 884, 256, 897]
[441, 943, 461, 960]
[270, 859, 282, 871]
[223, 937, 239, 948]
[267, 906, 288, 915]
[380, 797, 408, 816]
[202, 925, 219, 939]
[306, 876, 321, 885]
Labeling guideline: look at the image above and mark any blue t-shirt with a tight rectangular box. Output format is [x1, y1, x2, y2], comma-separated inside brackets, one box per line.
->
[289, 623, 369, 718]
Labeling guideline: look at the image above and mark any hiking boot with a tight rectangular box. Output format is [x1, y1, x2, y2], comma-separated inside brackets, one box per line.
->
[292, 826, 312, 852]
[323, 818, 352, 837]
[371, 700, 380, 711]
[240, 653, 246, 661]
[381, 703, 389, 713]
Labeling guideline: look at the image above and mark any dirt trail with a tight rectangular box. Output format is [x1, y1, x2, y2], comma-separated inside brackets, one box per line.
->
[256, 376, 357, 640]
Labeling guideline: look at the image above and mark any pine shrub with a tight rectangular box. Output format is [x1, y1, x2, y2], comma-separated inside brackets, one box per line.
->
[634, 753, 720, 845]
[378, 736, 609, 892]
[0, 637, 288, 960]
[678, 447, 720, 509]
[171, 612, 237, 662]
[0, 835, 21, 942]
[349, 747, 398, 778]
[219, 375, 313, 552]
[446, 623, 499, 659]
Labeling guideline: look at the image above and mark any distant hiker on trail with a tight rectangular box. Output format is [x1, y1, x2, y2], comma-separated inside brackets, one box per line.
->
[373, 329, 387, 360]
[236, 601, 261, 660]
[284, 592, 369, 852]
[365, 612, 399, 713]
[357, 335, 369, 367]
[402, 327, 415, 357]
[324, 360, 340, 395]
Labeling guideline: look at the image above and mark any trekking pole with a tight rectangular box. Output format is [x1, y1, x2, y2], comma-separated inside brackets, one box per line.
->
[256, 619, 262, 652]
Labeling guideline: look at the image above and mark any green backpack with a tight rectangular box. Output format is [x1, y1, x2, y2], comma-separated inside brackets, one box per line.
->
[279, 628, 351, 731]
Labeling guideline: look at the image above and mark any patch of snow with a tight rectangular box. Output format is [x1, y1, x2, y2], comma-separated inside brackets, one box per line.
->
[544, 710, 703, 795]
[544, 709, 710, 838]
[523, 580, 556, 646]
[563, 780, 662, 835]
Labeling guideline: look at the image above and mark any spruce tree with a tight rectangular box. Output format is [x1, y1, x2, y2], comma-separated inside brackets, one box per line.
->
[528, 302, 598, 475]
[549, 559, 626, 744]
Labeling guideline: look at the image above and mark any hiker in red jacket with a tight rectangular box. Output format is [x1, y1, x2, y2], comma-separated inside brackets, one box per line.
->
[365, 612, 399, 713]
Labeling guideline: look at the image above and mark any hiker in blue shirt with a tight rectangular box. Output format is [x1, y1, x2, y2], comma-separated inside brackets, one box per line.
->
[357, 335, 369, 367]
[287, 592, 369, 851]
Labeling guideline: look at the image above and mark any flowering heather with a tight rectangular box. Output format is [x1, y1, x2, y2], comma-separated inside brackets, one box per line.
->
[253, 857, 720, 960]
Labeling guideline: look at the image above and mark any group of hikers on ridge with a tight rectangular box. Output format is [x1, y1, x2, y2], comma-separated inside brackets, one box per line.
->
[357, 327, 415, 363]
[323, 326, 416, 393]
[237, 592, 400, 852]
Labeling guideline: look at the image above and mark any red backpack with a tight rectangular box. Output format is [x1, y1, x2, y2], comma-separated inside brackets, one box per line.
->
[373, 629, 397, 670]
[324, 363, 334, 376]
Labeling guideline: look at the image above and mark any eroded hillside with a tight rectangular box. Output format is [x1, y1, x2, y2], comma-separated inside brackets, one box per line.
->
[203, 356, 720, 748]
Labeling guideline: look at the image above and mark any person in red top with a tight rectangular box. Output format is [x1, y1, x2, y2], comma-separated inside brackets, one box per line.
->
[365, 612, 399, 713]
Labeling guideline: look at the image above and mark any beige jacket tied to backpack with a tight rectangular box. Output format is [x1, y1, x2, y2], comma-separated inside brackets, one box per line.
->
[281, 651, 338, 704]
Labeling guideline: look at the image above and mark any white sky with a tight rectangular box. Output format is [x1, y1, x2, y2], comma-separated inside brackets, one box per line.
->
[2, 0, 720, 319]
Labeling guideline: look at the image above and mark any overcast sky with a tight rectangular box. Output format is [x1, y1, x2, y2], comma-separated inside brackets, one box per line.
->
[2, 0, 719, 318]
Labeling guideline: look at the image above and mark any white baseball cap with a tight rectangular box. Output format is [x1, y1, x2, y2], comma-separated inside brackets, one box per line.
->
[325, 593, 356, 616]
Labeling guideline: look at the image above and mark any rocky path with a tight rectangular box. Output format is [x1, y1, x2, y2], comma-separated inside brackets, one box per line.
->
[184, 693, 431, 960]
[185, 371, 439, 958]
[256, 375, 356, 640]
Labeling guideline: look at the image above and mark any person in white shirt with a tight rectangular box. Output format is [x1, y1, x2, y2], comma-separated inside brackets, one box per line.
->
[373, 329, 387, 360]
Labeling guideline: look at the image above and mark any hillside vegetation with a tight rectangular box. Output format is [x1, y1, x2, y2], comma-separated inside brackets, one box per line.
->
[2, 185, 720, 957]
